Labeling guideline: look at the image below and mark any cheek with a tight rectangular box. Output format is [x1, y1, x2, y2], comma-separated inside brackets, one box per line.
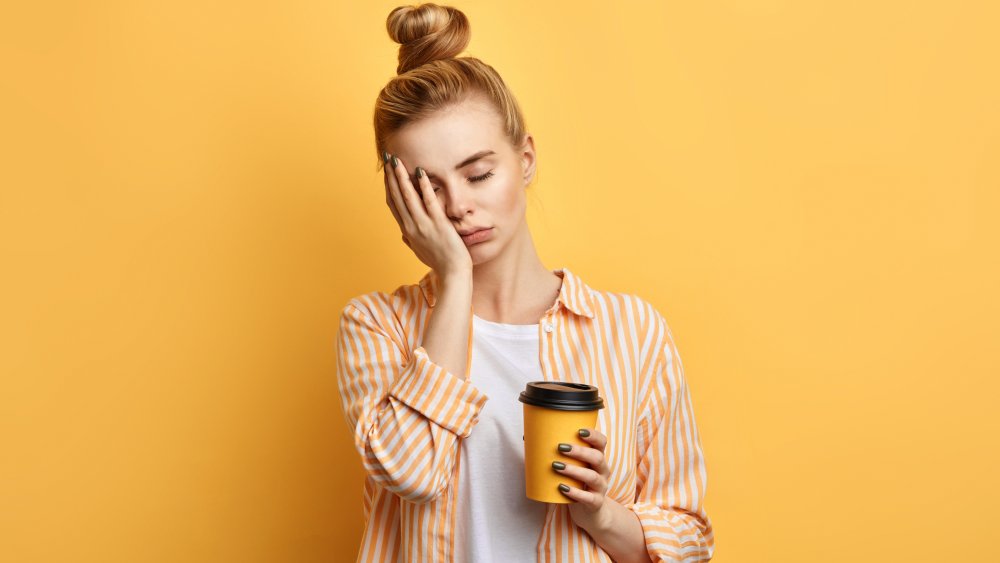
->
[498, 180, 526, 215]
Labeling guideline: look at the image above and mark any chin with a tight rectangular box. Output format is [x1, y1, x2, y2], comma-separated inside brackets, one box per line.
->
[468, 241, 496, 263]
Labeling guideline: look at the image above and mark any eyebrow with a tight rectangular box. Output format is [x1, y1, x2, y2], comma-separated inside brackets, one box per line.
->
[413, 150, 496, 183]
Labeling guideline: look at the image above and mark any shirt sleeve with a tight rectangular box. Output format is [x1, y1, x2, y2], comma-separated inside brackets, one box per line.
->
[626, 313, 715, 561]
[336, 299, 489, 504]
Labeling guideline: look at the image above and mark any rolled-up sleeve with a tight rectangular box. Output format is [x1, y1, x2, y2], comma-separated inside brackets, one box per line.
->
[336, 298, 488, 504]
[627, 315, 715, 561]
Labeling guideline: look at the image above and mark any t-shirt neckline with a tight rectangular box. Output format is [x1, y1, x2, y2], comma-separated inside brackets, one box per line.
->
[472, 313, 539, 338]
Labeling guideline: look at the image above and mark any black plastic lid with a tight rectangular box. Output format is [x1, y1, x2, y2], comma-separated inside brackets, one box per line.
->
[518, 381, 604, 411]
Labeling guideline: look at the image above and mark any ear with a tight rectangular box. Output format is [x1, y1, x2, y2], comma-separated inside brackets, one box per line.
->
[518, 133, 537, 186]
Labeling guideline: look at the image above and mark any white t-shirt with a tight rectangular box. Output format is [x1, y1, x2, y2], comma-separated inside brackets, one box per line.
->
[453, 313, 549, 562]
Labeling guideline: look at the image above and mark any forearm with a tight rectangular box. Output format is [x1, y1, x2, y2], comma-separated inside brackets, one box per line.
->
[420, 270, 473, 379]
[353, 343, 487, 503]
[580, 498, 650, 563]
[337, 291, 487, 504]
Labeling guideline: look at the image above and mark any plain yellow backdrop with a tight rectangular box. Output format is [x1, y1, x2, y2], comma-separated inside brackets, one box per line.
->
[2, 1, 998, 561]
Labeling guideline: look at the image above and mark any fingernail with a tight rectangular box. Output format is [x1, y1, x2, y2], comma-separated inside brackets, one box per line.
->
[391, 156, 399, 168]
[416, 166, 423, 178]
[578, 429, 590, 437]
[382, 151, 389, 163]
[552, 461, 566, 470]
[558, 484, 570, 493]
[558, 443, 571, 453]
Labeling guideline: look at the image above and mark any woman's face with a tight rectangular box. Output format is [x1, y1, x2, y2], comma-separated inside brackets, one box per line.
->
[384, 94, 536, 264]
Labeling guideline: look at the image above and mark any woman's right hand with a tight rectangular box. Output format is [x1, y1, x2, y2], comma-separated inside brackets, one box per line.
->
[383, 151, 473, 278]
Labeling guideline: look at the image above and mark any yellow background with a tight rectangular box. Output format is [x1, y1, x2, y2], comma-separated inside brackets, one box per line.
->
[2, 1, 997, 561]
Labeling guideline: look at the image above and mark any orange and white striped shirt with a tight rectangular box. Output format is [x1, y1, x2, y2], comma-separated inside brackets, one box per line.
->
[336, 267, 714, 562]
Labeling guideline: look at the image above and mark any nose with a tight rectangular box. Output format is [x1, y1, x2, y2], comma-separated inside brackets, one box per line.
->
[443, 185, 474, 220]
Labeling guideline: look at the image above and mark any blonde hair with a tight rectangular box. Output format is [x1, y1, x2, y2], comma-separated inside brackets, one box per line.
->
[373, 3, 529, 172]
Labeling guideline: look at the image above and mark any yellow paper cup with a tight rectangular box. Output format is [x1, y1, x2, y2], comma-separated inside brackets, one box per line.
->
[519, 382, 604, 503]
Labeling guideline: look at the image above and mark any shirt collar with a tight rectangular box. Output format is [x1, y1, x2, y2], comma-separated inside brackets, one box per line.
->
[417, 267, 596, 319]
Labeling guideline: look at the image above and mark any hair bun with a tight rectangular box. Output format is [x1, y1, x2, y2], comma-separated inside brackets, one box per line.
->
[386, 3, 470, 74]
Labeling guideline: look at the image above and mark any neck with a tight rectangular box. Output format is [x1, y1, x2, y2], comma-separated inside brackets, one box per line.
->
[470, 220, 560, 324]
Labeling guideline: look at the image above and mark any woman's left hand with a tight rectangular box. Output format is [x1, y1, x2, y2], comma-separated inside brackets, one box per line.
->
[554, 427, 612, 530]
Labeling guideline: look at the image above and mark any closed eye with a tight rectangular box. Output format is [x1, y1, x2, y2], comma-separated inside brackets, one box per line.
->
[470, 170, 494, 183]
[433, 170, 495, 192]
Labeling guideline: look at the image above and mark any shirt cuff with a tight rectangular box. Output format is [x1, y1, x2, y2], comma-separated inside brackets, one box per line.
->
[387, 345, 489, 438]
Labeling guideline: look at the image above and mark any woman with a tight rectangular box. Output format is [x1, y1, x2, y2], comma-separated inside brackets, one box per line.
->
[336, 4, 714, 562]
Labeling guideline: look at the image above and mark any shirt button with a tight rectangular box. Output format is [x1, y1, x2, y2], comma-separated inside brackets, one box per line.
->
[544, 323, 554, 333]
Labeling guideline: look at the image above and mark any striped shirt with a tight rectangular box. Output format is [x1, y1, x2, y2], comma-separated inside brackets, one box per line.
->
[336, 267, 715, 562]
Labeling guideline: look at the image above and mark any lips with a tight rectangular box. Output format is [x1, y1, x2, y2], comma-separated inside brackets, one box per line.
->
[457, 227, 490, 236]
[460, 227, 493, 245]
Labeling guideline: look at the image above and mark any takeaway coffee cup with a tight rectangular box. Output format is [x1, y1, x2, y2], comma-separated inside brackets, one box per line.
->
[519, 381, 604, 503]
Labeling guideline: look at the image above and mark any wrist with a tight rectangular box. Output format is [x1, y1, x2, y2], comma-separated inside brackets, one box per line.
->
[574, 501, 615, 536]
[439, 269, 472, 288]
[579, 500, 649, 563]
[591, 501, 618, 535]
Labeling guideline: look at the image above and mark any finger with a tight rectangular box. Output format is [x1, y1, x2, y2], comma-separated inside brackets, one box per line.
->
[578, 428, 608, 452]
[559, 444, 607, 474]
[552, 461, 606, 494]
[557, 482, 601, 506]
[384, 154, 415, 233]
[389, 155, 431, 227]
[413, 167, 446, 222]
[384, 157, 407, 228]
[384, 173, 404, 228]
